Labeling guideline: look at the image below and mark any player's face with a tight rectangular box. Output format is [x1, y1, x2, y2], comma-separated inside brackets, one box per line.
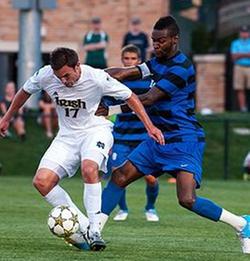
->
[54, 63, 81, 88]
[151, 29, 178, 58]
[5, 83, 16, 97]
[121, 52, 141, 67]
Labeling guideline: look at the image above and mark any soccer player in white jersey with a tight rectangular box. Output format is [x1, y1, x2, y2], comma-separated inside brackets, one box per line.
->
[0, 47, 164, 251]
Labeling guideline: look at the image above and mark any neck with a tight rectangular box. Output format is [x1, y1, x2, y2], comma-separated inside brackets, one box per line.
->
[162, 46, 178, 60]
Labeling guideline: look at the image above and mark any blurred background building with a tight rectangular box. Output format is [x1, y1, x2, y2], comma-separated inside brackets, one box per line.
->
[1, 0, 250, 111]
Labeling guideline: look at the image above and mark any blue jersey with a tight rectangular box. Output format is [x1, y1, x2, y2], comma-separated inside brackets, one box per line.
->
[102, 79, 152, 147]
[113, 79, 152, 147]
[146, 51, 204, 142]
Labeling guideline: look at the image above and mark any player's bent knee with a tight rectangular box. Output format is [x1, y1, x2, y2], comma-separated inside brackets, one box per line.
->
[144, 175, 157, 186]
[111, 170, 129, 188]
[33, 169, 59, 195]
[81, 161, 99, 183]
[178, 196, 195, 209]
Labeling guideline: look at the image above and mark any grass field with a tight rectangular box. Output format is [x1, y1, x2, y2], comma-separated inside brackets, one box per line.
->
[0, 176, 250, 261]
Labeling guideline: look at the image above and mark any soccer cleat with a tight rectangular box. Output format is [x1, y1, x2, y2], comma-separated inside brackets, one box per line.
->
[113, 210, 128, 221]
[64, 231, 90, 251]
[145, 209, 159, 222]
[238, 215, 250, 254]
[85, 230, 106, 251]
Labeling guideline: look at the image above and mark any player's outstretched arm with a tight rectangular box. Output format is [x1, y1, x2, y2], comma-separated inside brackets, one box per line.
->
[105, 63, 151, 82]
[95, 87, 167, 117]
[125, 93, 165, 145]
[0, 89, 30, 137]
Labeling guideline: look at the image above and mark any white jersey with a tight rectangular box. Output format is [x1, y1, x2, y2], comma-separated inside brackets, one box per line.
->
[23, 65, 132, 135]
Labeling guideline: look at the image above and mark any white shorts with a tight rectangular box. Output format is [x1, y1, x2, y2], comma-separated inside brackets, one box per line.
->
[38, 126, 113, 178]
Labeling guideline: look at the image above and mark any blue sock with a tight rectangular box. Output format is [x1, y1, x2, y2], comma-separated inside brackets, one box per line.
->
[118, 190, 128, 211]
[191, 197, 222, 221]
[101, 180, 125, 215]
[145, 181, 159, 210]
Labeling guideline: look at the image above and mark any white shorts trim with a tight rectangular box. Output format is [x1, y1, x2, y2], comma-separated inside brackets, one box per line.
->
[38, 159, 68, 179]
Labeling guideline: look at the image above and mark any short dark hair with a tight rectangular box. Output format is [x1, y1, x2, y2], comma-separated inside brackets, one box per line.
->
[50, 47, 79, 70]
[121, 44, 141, 58]
[153, 16, 179, 36]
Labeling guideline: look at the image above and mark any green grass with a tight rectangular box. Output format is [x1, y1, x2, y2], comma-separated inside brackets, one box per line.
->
[1, 112, 250, 259]
[0, 177, 250, 260]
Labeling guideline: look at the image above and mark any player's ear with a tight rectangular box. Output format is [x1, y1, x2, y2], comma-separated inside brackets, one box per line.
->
[75, 62, 81, 71]
[172, 35, 179, 45]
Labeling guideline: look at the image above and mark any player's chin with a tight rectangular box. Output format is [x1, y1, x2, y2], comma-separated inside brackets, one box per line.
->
[154, 51, 163, 58]
[65, 83, 74, 88]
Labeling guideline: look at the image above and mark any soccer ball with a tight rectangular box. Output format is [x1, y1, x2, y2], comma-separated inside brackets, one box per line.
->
[47, 205, 80, 238]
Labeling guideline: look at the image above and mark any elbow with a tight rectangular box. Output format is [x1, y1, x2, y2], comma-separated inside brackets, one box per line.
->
[141, 95, 154, 106]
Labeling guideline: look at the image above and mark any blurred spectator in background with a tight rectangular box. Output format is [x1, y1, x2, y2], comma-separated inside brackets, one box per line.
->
[0, 82, 26, 141]
[122, 17, 149, 62]
[39, 90, 58, 138]
[230, 25, 250, 112]
[82, 16, 109, 69]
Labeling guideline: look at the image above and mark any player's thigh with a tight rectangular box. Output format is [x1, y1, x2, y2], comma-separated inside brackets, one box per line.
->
[157, 141, 205, 187]
[38, 136, 80, 178]
[233, 65, 244, 90]
[80, 127, 113, 173]
[127, 139, 159, 176]
[176, 170, 196, 202]
[112, 160, 144, 187]
[110, 144, 133, 169]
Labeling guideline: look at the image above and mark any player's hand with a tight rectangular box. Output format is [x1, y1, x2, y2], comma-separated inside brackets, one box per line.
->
[0, 119, 10, 138]
[95, 103, 108, 116]
[147, 125, 165, 145]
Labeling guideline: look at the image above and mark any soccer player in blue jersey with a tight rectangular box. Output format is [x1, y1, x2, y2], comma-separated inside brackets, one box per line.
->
[96, 16, 250, 253]
[107, 44, 160, 222]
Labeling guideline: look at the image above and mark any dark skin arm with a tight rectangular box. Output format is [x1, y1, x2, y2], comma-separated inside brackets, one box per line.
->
[104, 66, 142, 81]
[95, 87, 167, 116]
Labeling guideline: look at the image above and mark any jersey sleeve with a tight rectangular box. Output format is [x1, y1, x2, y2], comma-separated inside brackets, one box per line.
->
[22, 67, 47, 94]
[154, 65, 189, 95]
[97, 70, 132, 100]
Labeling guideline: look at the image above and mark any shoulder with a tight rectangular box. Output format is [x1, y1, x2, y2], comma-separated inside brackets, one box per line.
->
[81, 64, 105, 81]
[34, 65, 53, 79]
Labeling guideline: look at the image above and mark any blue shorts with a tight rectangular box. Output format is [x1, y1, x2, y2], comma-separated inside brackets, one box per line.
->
[109, 143, 135, 169]
[128, 138, 205, 188]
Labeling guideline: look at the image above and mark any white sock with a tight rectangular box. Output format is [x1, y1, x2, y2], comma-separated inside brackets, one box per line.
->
[99, 213, 109, 231]
[219, 209, 247, 232]
[44, 185, 89, 233]
[84, 182, 102, 234]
